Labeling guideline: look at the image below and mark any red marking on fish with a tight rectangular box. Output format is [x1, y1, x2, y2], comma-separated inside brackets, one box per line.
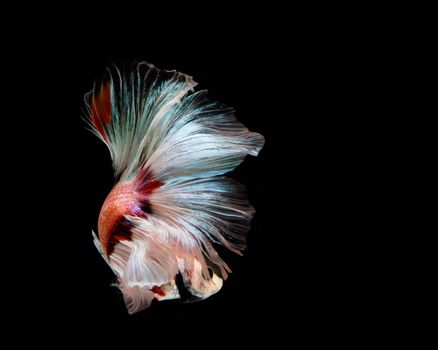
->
[137, 167, 164, 196]
[91, 82, 111, 141]
[151, 286, 165, 296]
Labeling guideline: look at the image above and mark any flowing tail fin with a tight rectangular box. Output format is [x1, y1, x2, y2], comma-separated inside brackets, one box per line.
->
[86, 62, 264, 313]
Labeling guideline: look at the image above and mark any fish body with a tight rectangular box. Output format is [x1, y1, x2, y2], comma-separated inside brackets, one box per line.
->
[86, 62, 264, 313]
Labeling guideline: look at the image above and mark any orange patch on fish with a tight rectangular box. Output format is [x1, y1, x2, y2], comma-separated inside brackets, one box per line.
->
[98, 182, 137, 255]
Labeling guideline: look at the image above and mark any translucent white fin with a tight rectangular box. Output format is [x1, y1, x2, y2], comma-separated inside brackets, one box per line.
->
[85, 62, 264, 183]
[92, 230, 116, 273]
[119, 284, 155, 315]
[142, 89, 265, 184]
[149, 177, 256, 277]
[177, 257, 223, 299]
[85, 62, 197, 181]
[154, 279, 180, 301]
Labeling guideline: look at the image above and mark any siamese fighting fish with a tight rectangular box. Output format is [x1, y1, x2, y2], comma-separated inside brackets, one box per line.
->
[85, 62, 264, 314]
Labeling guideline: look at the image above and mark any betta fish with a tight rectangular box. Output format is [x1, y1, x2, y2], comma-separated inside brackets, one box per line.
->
[85, 62, 264, 314]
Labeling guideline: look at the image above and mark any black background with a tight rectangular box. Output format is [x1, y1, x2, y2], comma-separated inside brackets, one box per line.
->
[74, 47, 276, 332]
[3, 8, 399, 344]
[5, 34, 365, 342]
[17, 44, 292, 338]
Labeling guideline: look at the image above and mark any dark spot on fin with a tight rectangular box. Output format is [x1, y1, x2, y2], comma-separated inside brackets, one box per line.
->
[134, 167, 163, 217]
[175, 273, 192, 301]
[140, 200, 153, 214]
[107, 217, 133, 256]
[174, 273, 202, 303]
